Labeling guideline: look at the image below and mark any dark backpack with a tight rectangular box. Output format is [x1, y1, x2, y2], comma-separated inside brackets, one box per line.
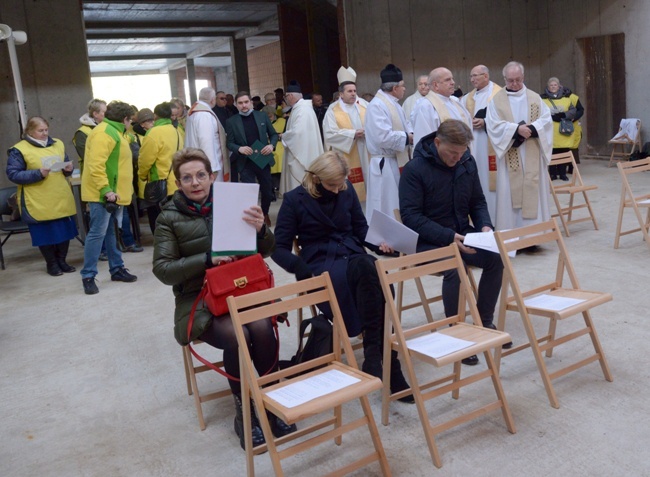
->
[279, 314, 333, 369]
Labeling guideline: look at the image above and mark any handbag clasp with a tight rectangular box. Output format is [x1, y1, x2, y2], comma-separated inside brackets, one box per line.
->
[234, 276, 248, 288]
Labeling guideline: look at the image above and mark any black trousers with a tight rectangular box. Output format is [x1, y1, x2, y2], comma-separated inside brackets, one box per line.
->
[346, 254, 385, 351]
[440, 247, 503, 327]
[239, 161, 274, 216]
[198, 314, 277, 395]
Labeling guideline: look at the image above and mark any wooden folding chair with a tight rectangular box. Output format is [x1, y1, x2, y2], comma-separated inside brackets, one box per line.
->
[547, 151, 599, 236]
[494, 219, 613, 409]
[608, 118, 642, 167]
[227, 273, 391, 477]
[182, 341, 231, 430]
[614, 158, 650, 250]
[376, 244, 515, 468]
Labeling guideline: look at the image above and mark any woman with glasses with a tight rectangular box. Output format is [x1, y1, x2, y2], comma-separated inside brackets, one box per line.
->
[271, 150, 414, 403]
[152, 148, 295, 450]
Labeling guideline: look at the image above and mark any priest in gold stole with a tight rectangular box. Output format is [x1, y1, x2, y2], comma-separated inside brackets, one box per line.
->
[323, 66, 369, 201]
[487, 61, 553, 231]
[461, 64, 501, 222]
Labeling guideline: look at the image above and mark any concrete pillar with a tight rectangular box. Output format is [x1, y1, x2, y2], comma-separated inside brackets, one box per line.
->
[186, 58, 197, 104]
[0, 0, 93, 185]
[230, 38, 250, 93]
[214, 66, 235, 94]
[169, 70, 180, 101]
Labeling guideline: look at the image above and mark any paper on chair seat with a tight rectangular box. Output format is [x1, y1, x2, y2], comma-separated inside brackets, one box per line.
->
[267, 369, 361, 408]
[406, 332, 475, 359]
[524, 294, 586, 311]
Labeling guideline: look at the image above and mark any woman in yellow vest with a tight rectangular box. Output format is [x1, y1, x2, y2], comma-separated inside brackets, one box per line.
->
[6, 117, 78, 276]
[138, 102, 182, 232]
[541, 77, 584, 180]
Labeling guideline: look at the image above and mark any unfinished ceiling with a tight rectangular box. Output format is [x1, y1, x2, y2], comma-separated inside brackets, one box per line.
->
[82, 1, 281, 76]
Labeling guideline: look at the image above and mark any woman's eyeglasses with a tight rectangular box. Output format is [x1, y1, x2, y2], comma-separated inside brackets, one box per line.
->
[179, 171, 210, 185]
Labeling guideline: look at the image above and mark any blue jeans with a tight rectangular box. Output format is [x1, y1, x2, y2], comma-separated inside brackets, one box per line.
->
[120, 206, 136, 247]
[81, 202, 124, 279]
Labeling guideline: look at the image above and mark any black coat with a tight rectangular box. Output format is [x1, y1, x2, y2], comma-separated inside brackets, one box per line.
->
[272, 184, 372, 336]
[399, 132, 492, 250]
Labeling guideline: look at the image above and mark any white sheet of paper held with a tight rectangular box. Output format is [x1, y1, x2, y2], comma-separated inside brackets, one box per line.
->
[212, 182, 259, 254]
[524, 294, 586, 311]
[365, 209, 419, 255]
[406, 332, 475, 359]
[464, 231, 516, 257]
[48, 161, 67, 172]
[266, 369, 361, 408]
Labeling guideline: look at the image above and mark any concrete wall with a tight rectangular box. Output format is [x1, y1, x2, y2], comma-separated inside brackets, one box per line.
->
[247, 41, 284, 99]
[342, 0, 650, 150]
[0, 0, 92, 187]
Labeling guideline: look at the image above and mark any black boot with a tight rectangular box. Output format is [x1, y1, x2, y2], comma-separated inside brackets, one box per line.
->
[233, 394, 265, 450]
[389, 350, 415, 403]
[55, 241, 76, 273]
[267, 411, 297, 438]
[361, 343, 383, 379]
[39, 245, 62, 276]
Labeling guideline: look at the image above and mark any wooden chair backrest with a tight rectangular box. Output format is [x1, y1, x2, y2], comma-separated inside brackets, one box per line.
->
[549, 151, 583, 187]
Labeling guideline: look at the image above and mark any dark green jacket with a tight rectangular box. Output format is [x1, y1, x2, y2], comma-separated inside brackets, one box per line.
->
[225, 110, 278, 172]
[153, 190, 276, 345]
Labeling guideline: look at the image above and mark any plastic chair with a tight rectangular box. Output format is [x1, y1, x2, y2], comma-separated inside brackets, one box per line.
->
[376, 244, 515, 468]
[494, 219, 613, 409]
[227, 272, 391, 477]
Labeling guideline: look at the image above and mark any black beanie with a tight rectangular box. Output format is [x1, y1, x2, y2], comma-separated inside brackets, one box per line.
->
[380, 64, 403, 83]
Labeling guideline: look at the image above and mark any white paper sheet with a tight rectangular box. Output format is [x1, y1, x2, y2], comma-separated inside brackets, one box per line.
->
[464, 231, 516, 257]
[48, 161, 67, 172]
[365, 209, 419, 255]
[266, 369, 361, 408]
[406, 332, 475, 359]
[212, 182, 259, 254]
[524, 294, 586, 311]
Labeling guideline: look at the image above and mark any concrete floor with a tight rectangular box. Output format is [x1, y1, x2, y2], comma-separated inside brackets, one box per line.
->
[1, 158, 649, 477]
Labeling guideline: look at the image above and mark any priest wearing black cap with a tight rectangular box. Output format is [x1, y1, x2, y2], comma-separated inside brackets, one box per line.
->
[364, 64, 414, 223]
[280, 80, 324, 193]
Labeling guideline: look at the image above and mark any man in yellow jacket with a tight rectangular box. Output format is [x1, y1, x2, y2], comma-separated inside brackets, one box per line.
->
[80, 100, 138, 295]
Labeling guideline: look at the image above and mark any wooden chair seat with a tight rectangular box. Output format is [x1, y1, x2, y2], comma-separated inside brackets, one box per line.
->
[494, 218, 613, 409]
[261, 362, 382, 424]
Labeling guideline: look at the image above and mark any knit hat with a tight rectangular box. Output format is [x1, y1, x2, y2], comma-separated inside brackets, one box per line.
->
[380, 64, 403, 83]
[286, 80, 301, 93]
[136, 108, 154, 123]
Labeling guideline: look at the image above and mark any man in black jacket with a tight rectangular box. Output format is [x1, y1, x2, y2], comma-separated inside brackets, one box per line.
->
[226, 91, 278, 225]
[399, 119, 504, 365]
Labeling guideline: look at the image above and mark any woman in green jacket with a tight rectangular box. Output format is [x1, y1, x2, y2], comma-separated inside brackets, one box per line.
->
[152, 147, 295, 450]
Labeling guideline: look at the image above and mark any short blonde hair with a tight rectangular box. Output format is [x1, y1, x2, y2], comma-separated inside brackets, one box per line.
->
[23, 116, 48, 139]
[302, 151, 349, 198]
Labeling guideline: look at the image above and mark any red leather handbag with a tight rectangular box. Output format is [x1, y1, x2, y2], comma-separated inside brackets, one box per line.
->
[187, 253, 279, 381]
[202, 253, 273, 316]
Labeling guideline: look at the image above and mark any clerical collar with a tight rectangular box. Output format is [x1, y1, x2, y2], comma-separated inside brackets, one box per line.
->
[505, 86, 526, 96]
[338, 98, 358, 111]
[435, 92, 453, 102]
[378, 89, 399, 103]
[476, 82, 491, 94]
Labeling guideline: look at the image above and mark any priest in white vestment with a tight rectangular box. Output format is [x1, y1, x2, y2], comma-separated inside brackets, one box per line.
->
[280, 80, 324, 194]
[323, 66, 369, 200]
[411, 67, 472, 146]
[185, 87, 229, 181]
[486, 61, 553, 231]
[365, 64, 413, 223]
[461, 65, 501, 221]
[401, 75, 429, 121]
